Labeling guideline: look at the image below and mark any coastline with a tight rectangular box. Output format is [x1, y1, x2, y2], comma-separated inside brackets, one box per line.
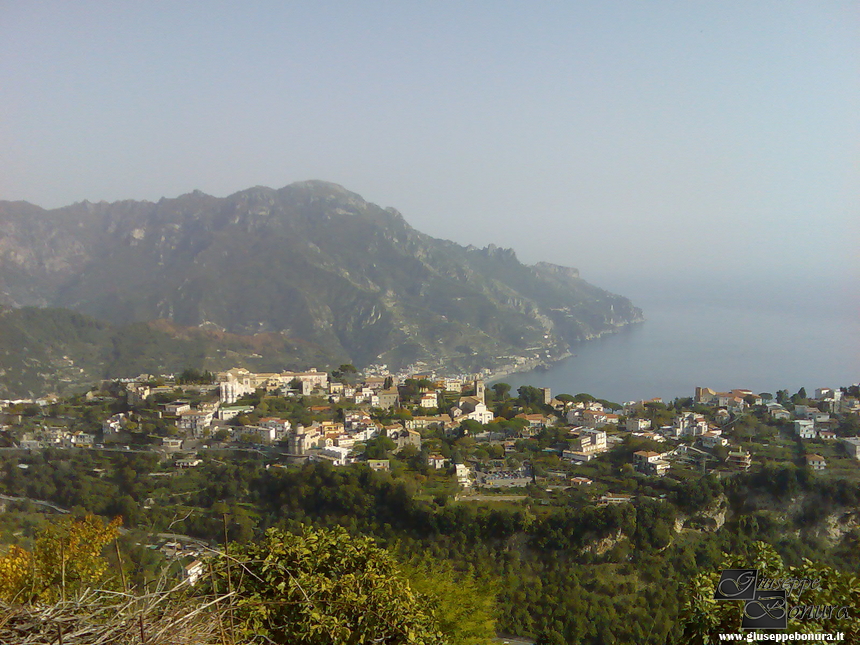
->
[483, 317, 646, 384]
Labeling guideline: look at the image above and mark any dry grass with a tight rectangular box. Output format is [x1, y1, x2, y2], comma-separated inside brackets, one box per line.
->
[0, 581, 235, 645]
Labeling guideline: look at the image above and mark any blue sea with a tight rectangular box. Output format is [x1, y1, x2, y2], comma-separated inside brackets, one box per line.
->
[498, 283, 860, 404]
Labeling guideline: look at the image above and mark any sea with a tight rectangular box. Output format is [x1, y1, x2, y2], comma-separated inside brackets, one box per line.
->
[497, 280, 860, 405]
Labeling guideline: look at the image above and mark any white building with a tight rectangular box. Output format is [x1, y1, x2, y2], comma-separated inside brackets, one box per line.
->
[794, 420, 816, 440]
[455, 463, 473, 487]
[626, 417, 651, 432]
[420, 392, 438, 408]
[178, 409, 215, 437]
[321, 446, 352, 466]
[674, 412, 708, 437]
[102, 413, 126, 435]
[700, 431, 728, 448]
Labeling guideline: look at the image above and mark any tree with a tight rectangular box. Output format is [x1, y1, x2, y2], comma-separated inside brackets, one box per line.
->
[401, 557, 497, 645]
[175, 368, 215, 384]
[398, 444, 420, 461]
[205, 525, 446, 644]
[0, 515, 122, 603]
[365, 435, 396, 459]
[517, 385, 545, 408]
[332, 364, 358, 381]
[491, 383, 511, 400]
[458, 419, 482, 436]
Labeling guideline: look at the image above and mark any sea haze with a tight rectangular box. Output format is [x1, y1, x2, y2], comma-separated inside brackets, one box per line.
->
[499, 277, 860, 404]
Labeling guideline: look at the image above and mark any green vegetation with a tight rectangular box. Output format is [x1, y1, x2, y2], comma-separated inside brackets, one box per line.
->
[208, 525, 454, 644]
[0, 307, 338, 398]
[2, 377, 859, 642]
[0, 517, 492, 644]
[3, 448, 860, 642]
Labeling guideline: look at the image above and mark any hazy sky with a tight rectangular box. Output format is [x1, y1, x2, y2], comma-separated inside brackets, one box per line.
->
[2, 1, 857, 295]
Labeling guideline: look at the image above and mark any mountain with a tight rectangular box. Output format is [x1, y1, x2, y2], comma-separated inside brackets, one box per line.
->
[0, 181, 642, 394]
[0, 306, 340, 398]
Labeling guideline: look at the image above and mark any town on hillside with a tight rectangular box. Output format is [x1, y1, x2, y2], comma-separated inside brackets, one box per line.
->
[3, 366, 859, 499]
[2, 365, 860, 619]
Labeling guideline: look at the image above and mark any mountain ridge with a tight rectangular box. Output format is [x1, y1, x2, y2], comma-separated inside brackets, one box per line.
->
[0, 181, 643, 395]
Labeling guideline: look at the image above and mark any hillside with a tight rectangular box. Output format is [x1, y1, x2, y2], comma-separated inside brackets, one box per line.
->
[0, 307, 339, 398]
[0, 181, 642, 392]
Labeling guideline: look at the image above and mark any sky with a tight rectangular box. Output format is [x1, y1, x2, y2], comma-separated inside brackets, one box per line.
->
[1, 1, 858, 299]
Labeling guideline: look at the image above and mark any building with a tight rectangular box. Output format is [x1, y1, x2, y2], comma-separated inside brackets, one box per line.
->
[626, 417, 651, 432]
[259, 417, 292, 440]
[575, 409, 619, 428]
[569, 428, 607, 455]
[562, 449, 594, 464]
[427, 454, 448, 469]
[726, 450, 752, 471]
[455, 463, 473, 488]
[443, 378, 463, 391]
[376, 389, 400, 409]
[69, 432, 95, 447]
[406, 415, 452, 431]
[600, 493, 633, 505]
[700, 431, 728, 448]
[102, 413, 127, 436]
[182, 560, 205, 586]
[218, 406, 253, 421]
[473, 379, 486, 404]
[125, 383, 151, 405]
[805, 454, 826, 471]
[451, 396, 495, 425]
[320, 446, 351, 466]
[769, 406, 791, 421]
[367, 459, 390, 472]
[674, 412, 709, 437]
[387, 427, 421, 451]
[419, 392, 438, 408]
[164, 401, 192, 415]
[841, 437, 860, 460]
[515, 413, 550, 430]
[633, 450, 670, 476]
[177, 409, 215, 437]
[794, 420, 816, 440]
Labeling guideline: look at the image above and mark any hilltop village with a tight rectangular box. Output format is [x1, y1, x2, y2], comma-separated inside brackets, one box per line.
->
[3, 365, 860, 498]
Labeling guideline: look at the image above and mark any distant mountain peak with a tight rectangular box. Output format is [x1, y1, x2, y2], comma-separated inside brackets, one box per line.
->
[0, 181, 642, 393]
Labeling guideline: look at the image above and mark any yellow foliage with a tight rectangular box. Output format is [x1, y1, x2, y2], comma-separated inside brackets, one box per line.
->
[0, 515, 121, 603]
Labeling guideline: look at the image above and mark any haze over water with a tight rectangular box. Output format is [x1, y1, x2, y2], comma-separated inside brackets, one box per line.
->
[500, 277, 860, 404]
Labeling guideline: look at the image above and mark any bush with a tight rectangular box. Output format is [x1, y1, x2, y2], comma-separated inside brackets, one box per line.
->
[0, 515, 121, 603]
[206, 525, 447, 644]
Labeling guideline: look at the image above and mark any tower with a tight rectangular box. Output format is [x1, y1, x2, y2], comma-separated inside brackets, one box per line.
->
[474, 379, 485, 404]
